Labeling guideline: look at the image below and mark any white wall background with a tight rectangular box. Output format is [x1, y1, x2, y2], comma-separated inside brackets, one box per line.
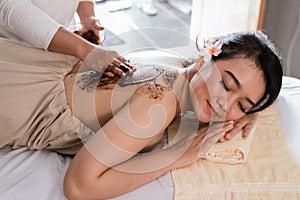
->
[190, 0, 261, 42]
[190, 0, 300, 78]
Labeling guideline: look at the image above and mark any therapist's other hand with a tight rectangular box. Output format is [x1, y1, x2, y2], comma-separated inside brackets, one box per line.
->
[82, 46, 136, 77]
[81, 17, 104, 36]
[219, 112, 258, 142]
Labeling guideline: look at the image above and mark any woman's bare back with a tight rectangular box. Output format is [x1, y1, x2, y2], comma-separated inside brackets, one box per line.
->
[64, 63, 183, 149]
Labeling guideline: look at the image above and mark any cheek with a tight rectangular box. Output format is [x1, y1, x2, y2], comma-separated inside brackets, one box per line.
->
[191, 71, 221, 97]
[189, 76, 207, 112]
[190, 74, 206, 96]
[226, 108, 244, 121]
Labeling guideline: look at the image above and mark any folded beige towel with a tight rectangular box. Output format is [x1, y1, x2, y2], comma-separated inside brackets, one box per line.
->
[167, 111, 255, 164]
[203, 123, 256, 164]
[170, 106, 300, 200]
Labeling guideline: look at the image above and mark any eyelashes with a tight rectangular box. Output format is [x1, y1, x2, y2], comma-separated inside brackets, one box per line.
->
[220, 79, 230, 91]
[219, 78, 246, 113]
[238, 102, 246, 113]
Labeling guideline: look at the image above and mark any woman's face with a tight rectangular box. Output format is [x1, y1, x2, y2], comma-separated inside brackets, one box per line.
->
[189, 57, 265, 122]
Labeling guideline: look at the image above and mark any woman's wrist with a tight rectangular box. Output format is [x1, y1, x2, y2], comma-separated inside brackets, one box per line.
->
[163, 143, 188, 170]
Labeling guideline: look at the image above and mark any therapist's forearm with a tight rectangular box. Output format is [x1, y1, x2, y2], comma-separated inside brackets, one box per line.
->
[77, 1, 96, 23]
[48, 27, 95, 60]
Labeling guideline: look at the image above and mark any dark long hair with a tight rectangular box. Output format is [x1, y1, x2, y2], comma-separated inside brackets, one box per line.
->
[203, 31, 283, 114]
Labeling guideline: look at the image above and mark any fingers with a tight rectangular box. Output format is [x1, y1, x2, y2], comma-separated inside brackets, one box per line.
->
[223, 123, 243, 141]
[103, 68, 115, 77]
[219, 120, 246, 142]
[82, 46, 136, 77]
[220, 113, 258, 142]
[116, 57, 136, 72]
[204, 121, 233, 142]
[94, 23, 104, 31]
[113, 58, 135, 74]
[112, 59, 129, 74]
[223, 121, 234, 132]
[240, 116, 257, 139]
[184, 121, 233, 159]
[209, 121, 233, 133]
[92, 21, 104, 35]
[241, 125, 253, 140]
[102, 57, 136, 78]
[93, 18, 104, 30]
[106, 64, 125, 77]
[233, 119, 253, 140]
[80, 18, 104, 38]
[199, 125, 227, 158]
[213, 120, 235, 142]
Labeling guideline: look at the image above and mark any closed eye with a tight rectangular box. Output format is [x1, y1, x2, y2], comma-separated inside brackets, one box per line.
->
[220, 79, 230, 91]
[238, 102, 246, 113]
[220, 79, 248, 113]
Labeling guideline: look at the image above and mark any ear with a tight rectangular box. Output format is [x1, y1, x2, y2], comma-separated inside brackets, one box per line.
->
[193, 56, 204, 73]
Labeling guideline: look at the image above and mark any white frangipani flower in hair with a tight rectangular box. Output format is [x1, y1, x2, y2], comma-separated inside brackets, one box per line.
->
[199, 40, 223, 62]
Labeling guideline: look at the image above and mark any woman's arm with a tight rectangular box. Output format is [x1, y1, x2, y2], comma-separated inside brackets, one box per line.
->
[64, 86, 178, 199]
[64, 143, 178, 200]
[64, 112, 234, 200]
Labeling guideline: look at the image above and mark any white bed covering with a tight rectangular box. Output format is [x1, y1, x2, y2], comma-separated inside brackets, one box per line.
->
[0, 76, 299, 200]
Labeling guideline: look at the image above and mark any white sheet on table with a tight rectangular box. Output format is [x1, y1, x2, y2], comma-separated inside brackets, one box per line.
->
[276, 76, 300, 163]
[0, 146, 71, 200]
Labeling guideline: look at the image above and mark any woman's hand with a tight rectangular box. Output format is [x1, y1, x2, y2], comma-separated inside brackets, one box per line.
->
[219, 113, 259, 142]
[171, 121, 233, 169]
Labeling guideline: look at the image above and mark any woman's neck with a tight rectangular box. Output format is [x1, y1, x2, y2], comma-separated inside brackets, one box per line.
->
[175, 65, 196, 113]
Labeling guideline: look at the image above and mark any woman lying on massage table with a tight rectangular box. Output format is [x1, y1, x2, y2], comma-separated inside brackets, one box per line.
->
[0, 31, 282, 199]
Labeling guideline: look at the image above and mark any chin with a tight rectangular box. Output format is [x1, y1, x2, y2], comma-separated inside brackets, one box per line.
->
[198, 116, 211, 123]
[195, 110, 211, 123]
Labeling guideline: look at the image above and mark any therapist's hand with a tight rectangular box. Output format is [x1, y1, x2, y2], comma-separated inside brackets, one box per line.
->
[82, 46, 136, 77]
[80, 17, 104, 36]
[48, 28, 135, 76]
[219, 112, 259, 142]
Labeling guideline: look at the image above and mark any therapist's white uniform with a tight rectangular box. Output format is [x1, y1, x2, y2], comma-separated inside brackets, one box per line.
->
[0, 0, 94, 50]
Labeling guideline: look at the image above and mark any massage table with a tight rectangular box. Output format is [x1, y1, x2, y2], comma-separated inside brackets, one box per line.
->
[0, 49, 299, 199]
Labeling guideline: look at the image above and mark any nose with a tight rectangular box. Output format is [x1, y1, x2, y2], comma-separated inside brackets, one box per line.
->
[216, 94, 237, 113]
[216, 98, 227, 112]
